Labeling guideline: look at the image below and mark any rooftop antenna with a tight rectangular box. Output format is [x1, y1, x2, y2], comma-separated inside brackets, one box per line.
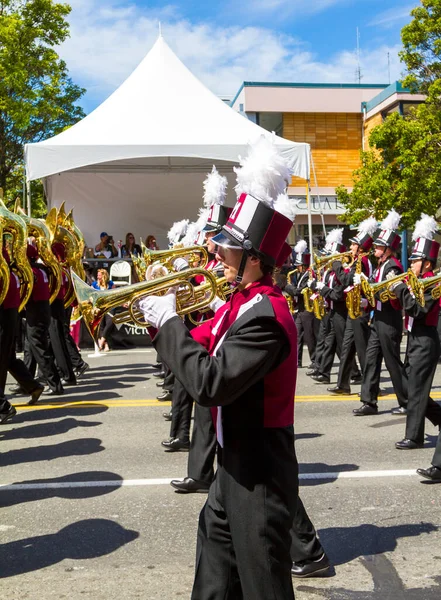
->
[355, 27, 362, 84]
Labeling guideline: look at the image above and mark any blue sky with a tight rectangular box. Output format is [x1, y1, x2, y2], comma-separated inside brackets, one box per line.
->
[61, 0, 416, 113]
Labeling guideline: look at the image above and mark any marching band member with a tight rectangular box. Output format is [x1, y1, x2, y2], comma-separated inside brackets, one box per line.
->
[284, 240, 317, 368]
[353, 210, 407, 416]
[140, 137, 299, 599]
[327, 217, 376, 395]
[390, 214, 441, 449]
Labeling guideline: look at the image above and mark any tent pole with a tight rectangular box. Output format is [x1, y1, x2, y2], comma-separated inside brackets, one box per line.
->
[26, 179, 31, 217]
[311, 154, 326, 238]
[306, 181, 314, 266]
[22, 170, 26, 210]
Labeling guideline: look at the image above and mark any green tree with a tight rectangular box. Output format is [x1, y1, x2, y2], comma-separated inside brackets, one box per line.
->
[337, 0, 441, 228]
[0, 0, 85, 212]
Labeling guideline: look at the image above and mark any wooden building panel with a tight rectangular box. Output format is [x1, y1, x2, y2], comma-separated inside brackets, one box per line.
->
[283, 112, 363, 186]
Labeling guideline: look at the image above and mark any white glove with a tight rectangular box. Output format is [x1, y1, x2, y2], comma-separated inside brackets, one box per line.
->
[138, 289, 177, 329]
[307, 279, 314, 288]
[353, 273, 367, 285]
[209, 297, 226, 313]
[360, 298, 368, 309]
[316, 281, 325, 290]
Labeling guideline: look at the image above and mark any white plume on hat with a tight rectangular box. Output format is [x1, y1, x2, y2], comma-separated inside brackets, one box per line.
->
[294, 239, 308, 254]
[326, 228, 343, 244]
[167, 219, 189, 245]
[380, 209, 401, 231]
[182, 221, 200, 247]
[234, 134, 294, 208]
[203, 166, 228, 208]
[274, 193, 296, 223]
[357, 216, 378, 238]
[412, 213, 438, 242]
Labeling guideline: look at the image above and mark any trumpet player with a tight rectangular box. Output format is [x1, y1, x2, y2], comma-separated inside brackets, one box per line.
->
[327, 217, 376, 395]
[353, 210, 407, 416]
[389, 215, 441, 451]
[139, 138, 300, 599]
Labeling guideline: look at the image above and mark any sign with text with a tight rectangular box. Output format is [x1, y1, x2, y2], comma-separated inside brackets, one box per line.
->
[289, 196, 345, 215]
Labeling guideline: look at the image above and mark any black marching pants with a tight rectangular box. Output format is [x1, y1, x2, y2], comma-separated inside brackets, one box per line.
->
[191, 430, 298, 600]
[336, 313, 370, 389]
[291, 496, 325, 563]
[49, 299, 76, 381]
[360, 310, 407, 407]
[319, 309, 350, 379]
[0, 307, 41, 396]
[404, 326, 441, 443]
[188, 403, 217, 485]
[170, 379, 192, 443]
[25, 301, 62, 392]
[296, 310, 316, 366]
[431, 431, 441, 469]
[313, 314, 330, 371]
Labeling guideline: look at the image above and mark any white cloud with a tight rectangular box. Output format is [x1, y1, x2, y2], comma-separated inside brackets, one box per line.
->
[369, 5, 414, 28]
[60, 0, 404, 110]
[232, 0, 351, 18]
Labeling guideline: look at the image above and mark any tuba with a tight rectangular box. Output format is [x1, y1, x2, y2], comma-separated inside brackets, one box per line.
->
[362, 270, 425, 308]
[71, 267, 220, 342]
[0, 199, 34, 311]
[14, 200, 62, 304]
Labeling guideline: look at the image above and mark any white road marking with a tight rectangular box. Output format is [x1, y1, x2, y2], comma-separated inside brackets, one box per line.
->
[0, 470, 420, 491]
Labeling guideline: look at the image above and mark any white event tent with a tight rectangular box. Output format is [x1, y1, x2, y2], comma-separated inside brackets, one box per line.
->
[25, 36, 310, 249]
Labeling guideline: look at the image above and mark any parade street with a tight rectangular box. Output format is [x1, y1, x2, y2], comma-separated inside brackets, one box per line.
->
[1, 347, 441, 600]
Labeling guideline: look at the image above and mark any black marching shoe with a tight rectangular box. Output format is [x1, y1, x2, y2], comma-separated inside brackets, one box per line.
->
[153, 370, 166, 379]
[350, 375, 363, 385]
[417, 466, 441, 482]
[0, 403, 17, 424]
[61, 378, 77, 386]
[170, 477, 210, 493]
[156, 381, 165, 388]
[391, 406, 407, 415]
[311, 374, 330, 384]
[353, 403, 378, 416]
[395, 438, 423, 450]
[163, 412, 172, 421]
[306, 368, 318, 377]
[157, 390, 172, 401]
[161, 438, 190, 452]
[327, 386, 351, 395]
[291, 553, 331, 578]
[28, 385, 44, 405]
[75, 363, 90, 378]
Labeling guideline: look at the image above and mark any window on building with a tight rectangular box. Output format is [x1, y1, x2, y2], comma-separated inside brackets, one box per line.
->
[257, 112, 283, 137]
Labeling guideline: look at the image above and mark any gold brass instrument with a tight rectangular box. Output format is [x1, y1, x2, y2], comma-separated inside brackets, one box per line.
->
[14, 200, 62, 304]
[63, 208, 87, 281]
[71, 267, 220, 342]
[345, 254, 364, 320]
[0, 222, 11, 306]
[302, 269, 314, 314]
[362, 270, 425, 308]
[420, 273, 441, 300]
[314, 250, 354, 271]
[0, 199, 34, 311]
[133, 244, 209, 281]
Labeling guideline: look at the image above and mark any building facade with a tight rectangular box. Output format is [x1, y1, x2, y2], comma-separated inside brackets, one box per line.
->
[230, 82, 391, 246]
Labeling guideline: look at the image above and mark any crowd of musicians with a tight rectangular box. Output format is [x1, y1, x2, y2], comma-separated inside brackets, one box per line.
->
[2, 136, 441, 598]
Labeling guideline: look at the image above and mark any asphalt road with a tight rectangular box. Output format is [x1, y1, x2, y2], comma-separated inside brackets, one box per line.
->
[1, 346, 441, 599]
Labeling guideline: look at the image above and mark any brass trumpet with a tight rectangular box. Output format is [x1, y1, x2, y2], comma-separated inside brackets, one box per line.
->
[0, 199, 34, 311]
[14, 200, 62, 304]
[313, 250, 354, 270]
[362, 270, 425, 308]
[133, 244, 209, 281]
[71, 267, 220, 342]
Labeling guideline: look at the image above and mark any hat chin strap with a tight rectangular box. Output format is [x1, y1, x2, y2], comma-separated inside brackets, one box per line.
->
[235, 250, 249, 284]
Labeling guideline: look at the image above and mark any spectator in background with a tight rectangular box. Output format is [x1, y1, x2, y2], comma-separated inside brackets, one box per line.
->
[121, 232, 142, 257]
[145, 235, 159, 250]
[92, 269, 115, 352]
[95, 232, 117, 258]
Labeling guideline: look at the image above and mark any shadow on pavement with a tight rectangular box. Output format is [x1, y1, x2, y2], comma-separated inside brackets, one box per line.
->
[7, 406, 108, 423]
[299, 463, 359, 486]
[0, 471, 124, 507]
[0, 519, 139, 578]
[297, 554, 441, 599]
[296, 433, 324, 441]
[0, 418, 102, 441]
[0, 437, 105, 467]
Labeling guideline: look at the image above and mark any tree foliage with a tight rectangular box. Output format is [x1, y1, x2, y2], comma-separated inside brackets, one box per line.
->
[0, 0, 85, 212]
[337, 0, 441, 228]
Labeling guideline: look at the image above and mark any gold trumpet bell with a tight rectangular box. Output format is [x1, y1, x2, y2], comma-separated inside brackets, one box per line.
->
[71, 267, 219, 343]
